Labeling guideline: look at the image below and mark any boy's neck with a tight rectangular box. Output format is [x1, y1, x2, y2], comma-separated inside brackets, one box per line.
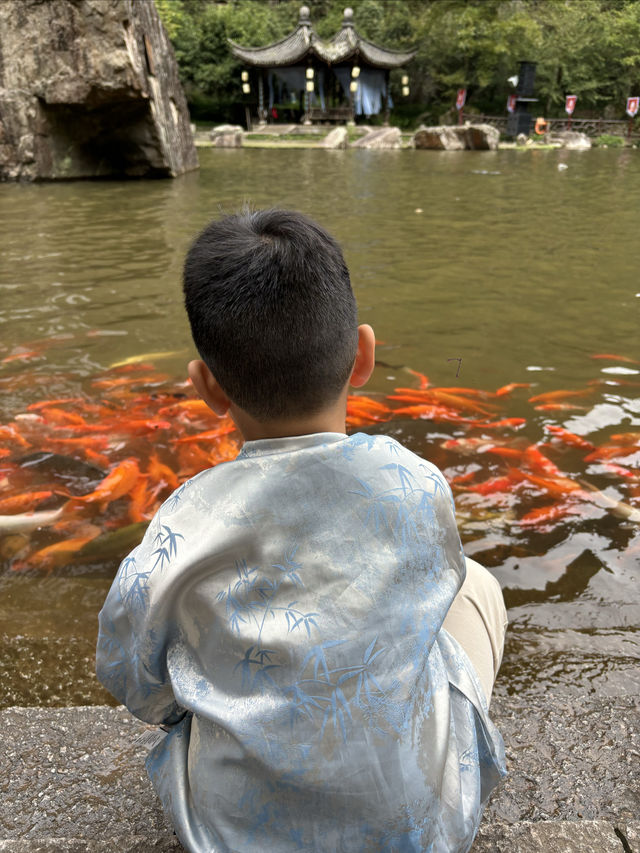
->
[230, 394, 348, 443]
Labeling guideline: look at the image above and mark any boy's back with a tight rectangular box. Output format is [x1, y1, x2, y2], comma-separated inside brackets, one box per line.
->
[97, 431, 505, 853]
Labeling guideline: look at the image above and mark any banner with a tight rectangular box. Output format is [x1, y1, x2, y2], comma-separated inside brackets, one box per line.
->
[565, 95, 577, 115]
[456, 88, 467, 110]
[507, 94, 517, 114]
[626, 96, 639, 117]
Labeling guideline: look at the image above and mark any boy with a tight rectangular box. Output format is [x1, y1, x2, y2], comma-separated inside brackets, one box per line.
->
[96, 209, 507, 853]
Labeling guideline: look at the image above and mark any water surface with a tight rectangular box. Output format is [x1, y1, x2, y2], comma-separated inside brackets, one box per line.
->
[0, 147, 638, 706]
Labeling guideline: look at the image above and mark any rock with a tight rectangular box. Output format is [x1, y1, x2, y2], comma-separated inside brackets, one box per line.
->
[414, 124, 500, 151]
[0, 0, 198, 180]
[464, 123, 500, 151]
[209, 125, 244, 148]
[413, 125, 465, 150]
[319, 127, 348, 149]
[350, 127, 402, 149]
[550, 131, 592, 150]
[516, 133, 529, 146]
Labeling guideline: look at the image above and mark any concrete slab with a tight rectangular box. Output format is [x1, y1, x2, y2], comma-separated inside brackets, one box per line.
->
[1, 696, 638, 851]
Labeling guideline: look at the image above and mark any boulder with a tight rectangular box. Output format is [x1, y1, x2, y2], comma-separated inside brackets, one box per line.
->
[0, 0, 198, 180]
[350, 127, 402, 149]
[550, 131, 592, 150]
[320, 126, 348, 149]
[210, 125, 244, 148]
[464, 123, 500, 151]
[413, 125, 465, 150]
[414, 124, 500, 151]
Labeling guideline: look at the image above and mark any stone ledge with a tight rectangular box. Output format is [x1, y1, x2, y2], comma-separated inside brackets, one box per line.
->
[1, 697, 638, 850]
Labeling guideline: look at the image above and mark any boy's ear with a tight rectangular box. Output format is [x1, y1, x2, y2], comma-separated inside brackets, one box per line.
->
[349, 324, 375, 389]
[188, 360, 231, 417]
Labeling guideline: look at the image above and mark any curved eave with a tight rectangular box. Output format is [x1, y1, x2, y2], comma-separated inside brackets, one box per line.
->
[228, 26, 311, 67]
[312, 29, 415, 68]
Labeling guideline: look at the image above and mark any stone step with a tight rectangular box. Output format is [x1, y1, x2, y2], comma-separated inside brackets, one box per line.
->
[1, 696, 637, 851]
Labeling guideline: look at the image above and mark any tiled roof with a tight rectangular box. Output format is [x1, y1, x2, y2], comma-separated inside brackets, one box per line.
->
[229, 6, 415, 69]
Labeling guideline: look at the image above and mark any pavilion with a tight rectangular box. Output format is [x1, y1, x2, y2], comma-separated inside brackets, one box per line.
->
[228, 6, 415, 124]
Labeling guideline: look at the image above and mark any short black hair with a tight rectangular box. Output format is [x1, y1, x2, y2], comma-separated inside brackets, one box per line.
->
[183, 208, 359, 421]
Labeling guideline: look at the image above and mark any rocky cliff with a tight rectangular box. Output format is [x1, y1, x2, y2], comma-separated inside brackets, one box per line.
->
[0, 0, 198, 180]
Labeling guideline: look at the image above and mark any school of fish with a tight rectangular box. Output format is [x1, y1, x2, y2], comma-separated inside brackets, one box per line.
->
[0, 349, 638, 573]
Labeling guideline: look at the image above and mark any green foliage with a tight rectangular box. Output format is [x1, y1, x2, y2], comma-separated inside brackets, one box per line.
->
[155, 0, 640, 125]
[593, 133, 626, 146]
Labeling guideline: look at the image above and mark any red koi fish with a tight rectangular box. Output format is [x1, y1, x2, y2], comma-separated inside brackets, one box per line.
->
[524, 445, 563, 477]
[466, 476, 513, 495]
[544, 426, 595, 451]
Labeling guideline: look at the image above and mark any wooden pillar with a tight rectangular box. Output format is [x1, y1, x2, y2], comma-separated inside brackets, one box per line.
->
[258, 72, 266, 125]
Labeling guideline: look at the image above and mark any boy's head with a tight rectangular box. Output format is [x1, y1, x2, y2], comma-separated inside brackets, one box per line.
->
[183, 209, 360, 422]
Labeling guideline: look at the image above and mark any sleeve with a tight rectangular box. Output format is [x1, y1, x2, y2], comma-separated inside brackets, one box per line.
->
[95, 515, 187, 726]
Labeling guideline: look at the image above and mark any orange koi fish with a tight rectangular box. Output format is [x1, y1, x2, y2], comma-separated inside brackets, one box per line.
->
[27, 398, 85, 411]
[406, 368, 429, 389]
[171, 423, 237, 444]
[12, 533, 100, 573]
[117, 418, 172, 435]
[392, 405, 473, 423]
[544, 426, 595, 451]
[534, 403, 586, 412]
[39, 408, 88, 427]
[590, 353, 639, 364]
[1, 350, 41, 363]
[147, 453, 180, 492]
[485, 447, 524, 461]
[584, 445, 638, 463]
[524, 445, 562, 477]
[0, 425, 30, 447]
[157, 399, 215, 417]
[441, 438, 494, 452]
[520, 471, 586, 500]
[494, 382, 532, 397]
[449, 470, 478, 485]
[70, 459, 141, 506]
[468, 418, 526, 429]
[0, 491, 54, 514]
[519, 502, 575, 525]
[528, 389, 592, 404]
[610, 432, 640, 444]
[434, 388, 491, 399]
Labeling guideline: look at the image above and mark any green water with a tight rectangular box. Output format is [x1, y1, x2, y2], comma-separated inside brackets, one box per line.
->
[0, 148, 638, 706]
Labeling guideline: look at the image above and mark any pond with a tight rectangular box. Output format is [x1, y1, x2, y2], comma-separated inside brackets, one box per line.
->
[0, 146, 638, 707]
